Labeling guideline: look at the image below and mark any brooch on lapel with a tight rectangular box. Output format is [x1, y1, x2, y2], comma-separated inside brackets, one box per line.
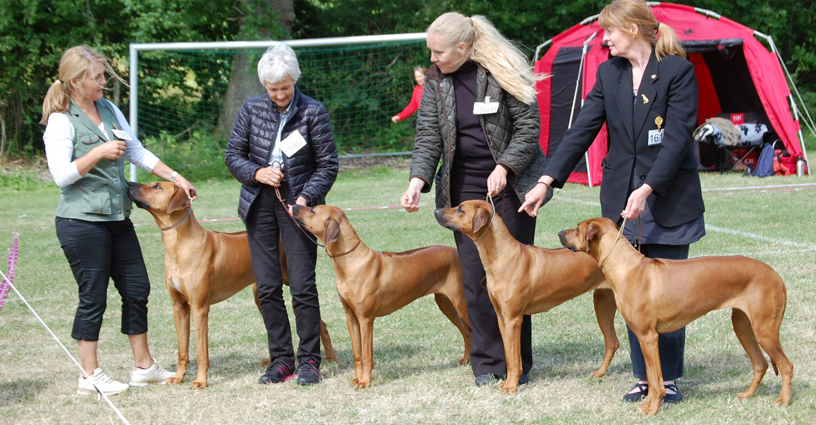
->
[641, 94, 650, 104]
[655, 116, 664, 131]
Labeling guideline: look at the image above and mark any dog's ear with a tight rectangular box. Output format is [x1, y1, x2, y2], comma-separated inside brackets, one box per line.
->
[166, 186, 190, 214]
[325, 219, 340, 244]
[472, 206, 491, 235]
[584, 222, 599, 253]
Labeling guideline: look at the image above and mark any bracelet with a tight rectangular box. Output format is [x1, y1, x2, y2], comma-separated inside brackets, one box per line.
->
[536, 181, 550, 188]
[170, 171, 178, 183]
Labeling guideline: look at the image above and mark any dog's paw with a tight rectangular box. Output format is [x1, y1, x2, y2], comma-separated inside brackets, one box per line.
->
[736, 391, 753, 400]
[498, 382, 518, 395]
[190, 380, 207, 390]
[457, 357, 470, 366]
[773, 397, 790, 407]
[637, 400, 659, 416]
[324, 355, 338, 363]
[166, 375, 184, 385]
[353, 380, 370, 390]
[589, 369, 606, 378]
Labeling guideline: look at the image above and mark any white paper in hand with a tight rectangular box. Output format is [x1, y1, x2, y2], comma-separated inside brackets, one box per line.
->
[279, 131, 307, 157]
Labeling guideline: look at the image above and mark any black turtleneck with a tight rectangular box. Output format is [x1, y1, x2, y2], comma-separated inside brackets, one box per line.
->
[451, 60, 496, 190]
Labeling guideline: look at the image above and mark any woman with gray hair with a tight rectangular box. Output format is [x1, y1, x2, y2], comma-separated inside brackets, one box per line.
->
[225, 43, 338, 386]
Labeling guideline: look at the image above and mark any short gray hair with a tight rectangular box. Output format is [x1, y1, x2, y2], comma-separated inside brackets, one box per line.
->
[257, 43, 301, 85]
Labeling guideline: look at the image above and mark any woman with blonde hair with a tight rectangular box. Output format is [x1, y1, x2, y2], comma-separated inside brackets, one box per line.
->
[42, 45, 196, 395]
[521, 0, 705, 402]
[402, 12, 550, 387]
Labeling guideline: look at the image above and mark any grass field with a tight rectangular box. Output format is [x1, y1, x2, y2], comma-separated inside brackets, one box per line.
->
[1, 161, 815, 424]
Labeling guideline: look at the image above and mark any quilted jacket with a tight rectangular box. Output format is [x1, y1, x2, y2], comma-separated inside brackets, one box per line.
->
[225, 87, 339, 221]
[410, 64, 549, 208]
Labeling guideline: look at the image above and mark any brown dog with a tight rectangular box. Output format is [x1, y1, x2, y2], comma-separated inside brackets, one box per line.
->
[127, 181, 336, 389]
[434, 200, 618, 394]
[290, 204, 470, 389]
[560, 217, 793, 415]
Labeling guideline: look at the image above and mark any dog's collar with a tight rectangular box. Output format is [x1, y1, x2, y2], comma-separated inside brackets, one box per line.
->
[160, 206, 192, 231]
[473, 193, 496, 242]
[325, 238, 361, 258]
[600, 217, 627, 270]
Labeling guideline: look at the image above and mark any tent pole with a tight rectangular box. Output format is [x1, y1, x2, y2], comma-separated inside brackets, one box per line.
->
[534, 39, 552, 64]
[766, 36, 813, 173]
[568, 32, 597, 187]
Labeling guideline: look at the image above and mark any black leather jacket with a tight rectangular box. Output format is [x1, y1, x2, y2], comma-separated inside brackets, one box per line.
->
[225, 87, 339, 221]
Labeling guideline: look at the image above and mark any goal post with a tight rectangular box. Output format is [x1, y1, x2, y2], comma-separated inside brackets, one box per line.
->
[127, 33, 428, 181]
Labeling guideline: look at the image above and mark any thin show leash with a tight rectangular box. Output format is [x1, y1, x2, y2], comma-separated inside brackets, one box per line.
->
[160, 202, 193, 231]
[600, 217, 627, 270]
[598, 216, 642, 270]
[475, 191, 503, 289]
[269, 169, 361, 258]
[474, 191, 498, 242]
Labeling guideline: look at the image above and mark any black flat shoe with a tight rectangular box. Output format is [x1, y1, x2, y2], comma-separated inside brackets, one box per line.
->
[475, 373, 500, 387]
[663, 383, 683, 403]
[622, 382, 648, 402]
[518, 373, 529, 386]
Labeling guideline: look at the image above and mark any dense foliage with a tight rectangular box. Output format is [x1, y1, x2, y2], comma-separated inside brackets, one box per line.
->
[1, 0, 813, 160]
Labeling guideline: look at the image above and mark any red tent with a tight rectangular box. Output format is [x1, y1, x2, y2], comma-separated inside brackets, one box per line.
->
[534, 2, 809, 186]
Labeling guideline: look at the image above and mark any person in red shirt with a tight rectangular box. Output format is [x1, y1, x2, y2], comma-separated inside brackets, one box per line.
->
[391, 65, 427, 123]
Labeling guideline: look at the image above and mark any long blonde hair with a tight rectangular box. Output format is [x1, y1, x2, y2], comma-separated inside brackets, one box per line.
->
[40, 46, 125, 124]
[598, 0, 685, 61]
[427, 12, 540, 105]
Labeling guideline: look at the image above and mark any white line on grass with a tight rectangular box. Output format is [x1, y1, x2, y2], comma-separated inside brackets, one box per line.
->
[701, 247, 816, 258]
[702, 182, 816, 192]
[705, 224, 816, 250]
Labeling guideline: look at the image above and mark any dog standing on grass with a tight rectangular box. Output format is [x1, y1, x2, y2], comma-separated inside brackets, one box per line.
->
[127, 181, 336, 389]
[291, 204, 471, 389]
[560, 217, 793, 415]
[434, 200, 619, 394]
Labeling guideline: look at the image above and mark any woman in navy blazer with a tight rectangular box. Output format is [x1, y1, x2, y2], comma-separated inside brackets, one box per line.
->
[521, 0, 705, 403]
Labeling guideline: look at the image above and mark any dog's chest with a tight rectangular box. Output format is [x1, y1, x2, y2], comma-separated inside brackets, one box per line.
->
[170, 277, 183, 294]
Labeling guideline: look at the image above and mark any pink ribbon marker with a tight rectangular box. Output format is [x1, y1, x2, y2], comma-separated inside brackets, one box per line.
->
[0, 232, 18, 312]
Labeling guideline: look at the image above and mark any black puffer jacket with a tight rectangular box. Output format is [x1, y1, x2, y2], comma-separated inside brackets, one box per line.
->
[410, 64, 548, 208]
[225, 87, 339, 221]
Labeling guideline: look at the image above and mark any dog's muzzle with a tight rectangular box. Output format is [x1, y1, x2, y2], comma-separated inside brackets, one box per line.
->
[558, 231, 578, 252]
[434, 209, 458, 231]
[126, 182, 150, 209]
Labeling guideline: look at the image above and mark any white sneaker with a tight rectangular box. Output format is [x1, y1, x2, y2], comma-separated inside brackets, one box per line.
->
[77, 368, 129, 396]
[129, 358, 175, 386]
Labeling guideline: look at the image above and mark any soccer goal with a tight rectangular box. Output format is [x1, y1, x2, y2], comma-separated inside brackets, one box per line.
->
[127, 34, 428, 180]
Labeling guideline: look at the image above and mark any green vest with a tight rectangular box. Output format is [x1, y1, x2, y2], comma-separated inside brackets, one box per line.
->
[56, 99, 132, 221]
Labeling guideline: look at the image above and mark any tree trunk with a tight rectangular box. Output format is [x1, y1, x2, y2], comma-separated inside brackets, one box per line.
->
[218, 0, 294, 135]
[0, 110, 6, 163]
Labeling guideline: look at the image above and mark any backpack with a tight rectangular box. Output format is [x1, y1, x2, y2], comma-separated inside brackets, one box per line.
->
[754, 141, 778, 177]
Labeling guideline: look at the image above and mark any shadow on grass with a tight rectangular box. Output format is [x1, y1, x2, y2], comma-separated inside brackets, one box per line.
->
[0, 380, 49, 404]
[171, 343, 427, 383]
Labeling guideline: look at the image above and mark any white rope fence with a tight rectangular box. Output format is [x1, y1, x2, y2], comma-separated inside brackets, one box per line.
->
[1, 233, 130, 425]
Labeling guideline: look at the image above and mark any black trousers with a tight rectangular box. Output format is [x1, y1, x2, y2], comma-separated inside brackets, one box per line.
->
[451, 187, 535, 377]
[626, 243, 688, 381]
[245, 183, 322, 366]
[55, 217, 150, 341]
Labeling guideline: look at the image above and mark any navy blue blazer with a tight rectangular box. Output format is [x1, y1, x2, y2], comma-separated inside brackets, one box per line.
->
[544, 52, 705, 227]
